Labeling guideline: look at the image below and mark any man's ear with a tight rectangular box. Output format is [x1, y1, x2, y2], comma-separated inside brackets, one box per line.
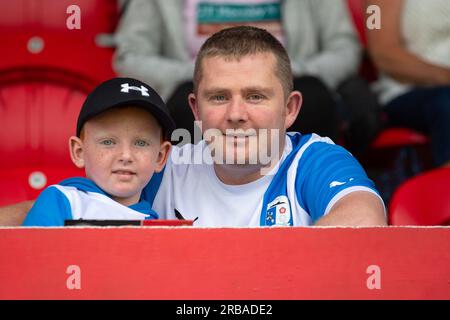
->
[69, 136, 85, 168]
[284, 91, 302, 129]
[154, 141, 172, 173]
[188, 93, 200, 121]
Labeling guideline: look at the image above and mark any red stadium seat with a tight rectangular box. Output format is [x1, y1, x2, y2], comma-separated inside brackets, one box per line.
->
[347, 0, 367, 45]
[0, 74, 88, 168]
[0, 73, 88, 205]
[370, 127, 429, 149]
[0, 166, 85, 206]
[389, 168, 450, 226]
[0, 0, 118, 88]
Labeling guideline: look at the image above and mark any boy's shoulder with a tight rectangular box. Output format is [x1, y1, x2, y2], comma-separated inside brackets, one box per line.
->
[24, 177, 155, 226]
[58, 177, 105, 194]
[22, 184, 73, 226]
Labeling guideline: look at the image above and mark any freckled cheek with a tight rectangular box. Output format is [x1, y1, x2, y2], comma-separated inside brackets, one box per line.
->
[90, 150, 108, 163]
[84, 150, 114, 178]
[136, 151, 158, 177]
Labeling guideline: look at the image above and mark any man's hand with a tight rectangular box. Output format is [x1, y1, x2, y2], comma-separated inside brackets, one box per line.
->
[0, 201, 34, 226]
[315, 191, 387, 226]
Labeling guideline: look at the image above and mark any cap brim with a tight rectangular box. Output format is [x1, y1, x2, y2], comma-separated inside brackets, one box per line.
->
[85, 99, 176, 139]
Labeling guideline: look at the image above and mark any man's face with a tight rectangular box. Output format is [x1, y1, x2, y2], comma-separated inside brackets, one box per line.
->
[76, 107, 168, 206]
[189, 52, 300, 166]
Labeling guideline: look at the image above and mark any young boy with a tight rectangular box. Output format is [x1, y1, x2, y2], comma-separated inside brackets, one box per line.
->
[22, 77, 174, 226]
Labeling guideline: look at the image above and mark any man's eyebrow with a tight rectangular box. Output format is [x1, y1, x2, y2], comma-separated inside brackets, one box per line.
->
[202, 88, 229, 97]
[242, 86, 274, 96]
[202, 86, 275, 97]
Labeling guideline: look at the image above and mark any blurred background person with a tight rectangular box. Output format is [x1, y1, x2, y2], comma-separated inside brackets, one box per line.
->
[367, 0, 450, 167]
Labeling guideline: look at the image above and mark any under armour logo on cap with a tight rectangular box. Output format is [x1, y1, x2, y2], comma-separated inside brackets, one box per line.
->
[120, 83, 150, 96]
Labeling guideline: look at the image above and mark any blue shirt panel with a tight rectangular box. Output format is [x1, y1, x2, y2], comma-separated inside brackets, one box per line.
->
[295, 142, 379, 222]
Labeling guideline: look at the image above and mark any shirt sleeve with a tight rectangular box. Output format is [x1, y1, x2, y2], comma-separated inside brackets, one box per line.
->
[22, 186, 72, 226]
[296, 142, 381, 222]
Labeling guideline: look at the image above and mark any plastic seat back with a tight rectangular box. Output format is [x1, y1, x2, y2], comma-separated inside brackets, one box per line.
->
[389, 168, 450, 225]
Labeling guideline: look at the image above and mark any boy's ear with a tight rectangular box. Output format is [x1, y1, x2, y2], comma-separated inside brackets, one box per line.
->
[69, 136, 85, 168]
[154, 140, 172, 173]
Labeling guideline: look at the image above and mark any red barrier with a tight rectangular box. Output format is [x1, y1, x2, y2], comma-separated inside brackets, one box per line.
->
[0, 227, 449, 299]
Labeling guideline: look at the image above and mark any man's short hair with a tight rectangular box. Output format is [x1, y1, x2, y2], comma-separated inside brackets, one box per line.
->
[194, 26, 294, 98]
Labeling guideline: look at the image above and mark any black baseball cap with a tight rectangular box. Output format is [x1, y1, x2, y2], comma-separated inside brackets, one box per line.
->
[77, 77, 175, 139]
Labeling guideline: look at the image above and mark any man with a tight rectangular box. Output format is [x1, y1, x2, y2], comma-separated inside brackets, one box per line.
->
[1, 26, 386, 227]
[144, 26, 385, 226]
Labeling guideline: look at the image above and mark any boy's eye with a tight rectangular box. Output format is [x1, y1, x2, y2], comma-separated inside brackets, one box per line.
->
[135, 140, 149, 147]
[100, 139, 115, 146]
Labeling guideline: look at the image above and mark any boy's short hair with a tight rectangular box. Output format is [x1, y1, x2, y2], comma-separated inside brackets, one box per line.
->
[77, 77, 175, 139]
[194, 26, 294, 97]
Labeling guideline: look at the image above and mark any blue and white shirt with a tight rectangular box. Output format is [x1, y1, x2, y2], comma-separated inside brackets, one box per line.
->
[144, 133, 384, 227]
[22, 177, 158, 226]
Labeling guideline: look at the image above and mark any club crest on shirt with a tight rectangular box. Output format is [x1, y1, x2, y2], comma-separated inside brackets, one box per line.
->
[266, 196, 291, 226]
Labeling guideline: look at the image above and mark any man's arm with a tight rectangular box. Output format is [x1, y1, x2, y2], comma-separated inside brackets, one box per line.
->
[314, 191, 387, 226]
[0, 201, 34, 226]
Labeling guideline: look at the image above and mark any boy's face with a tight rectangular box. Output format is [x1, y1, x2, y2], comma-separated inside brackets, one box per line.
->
[70, 106, 171, 206]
